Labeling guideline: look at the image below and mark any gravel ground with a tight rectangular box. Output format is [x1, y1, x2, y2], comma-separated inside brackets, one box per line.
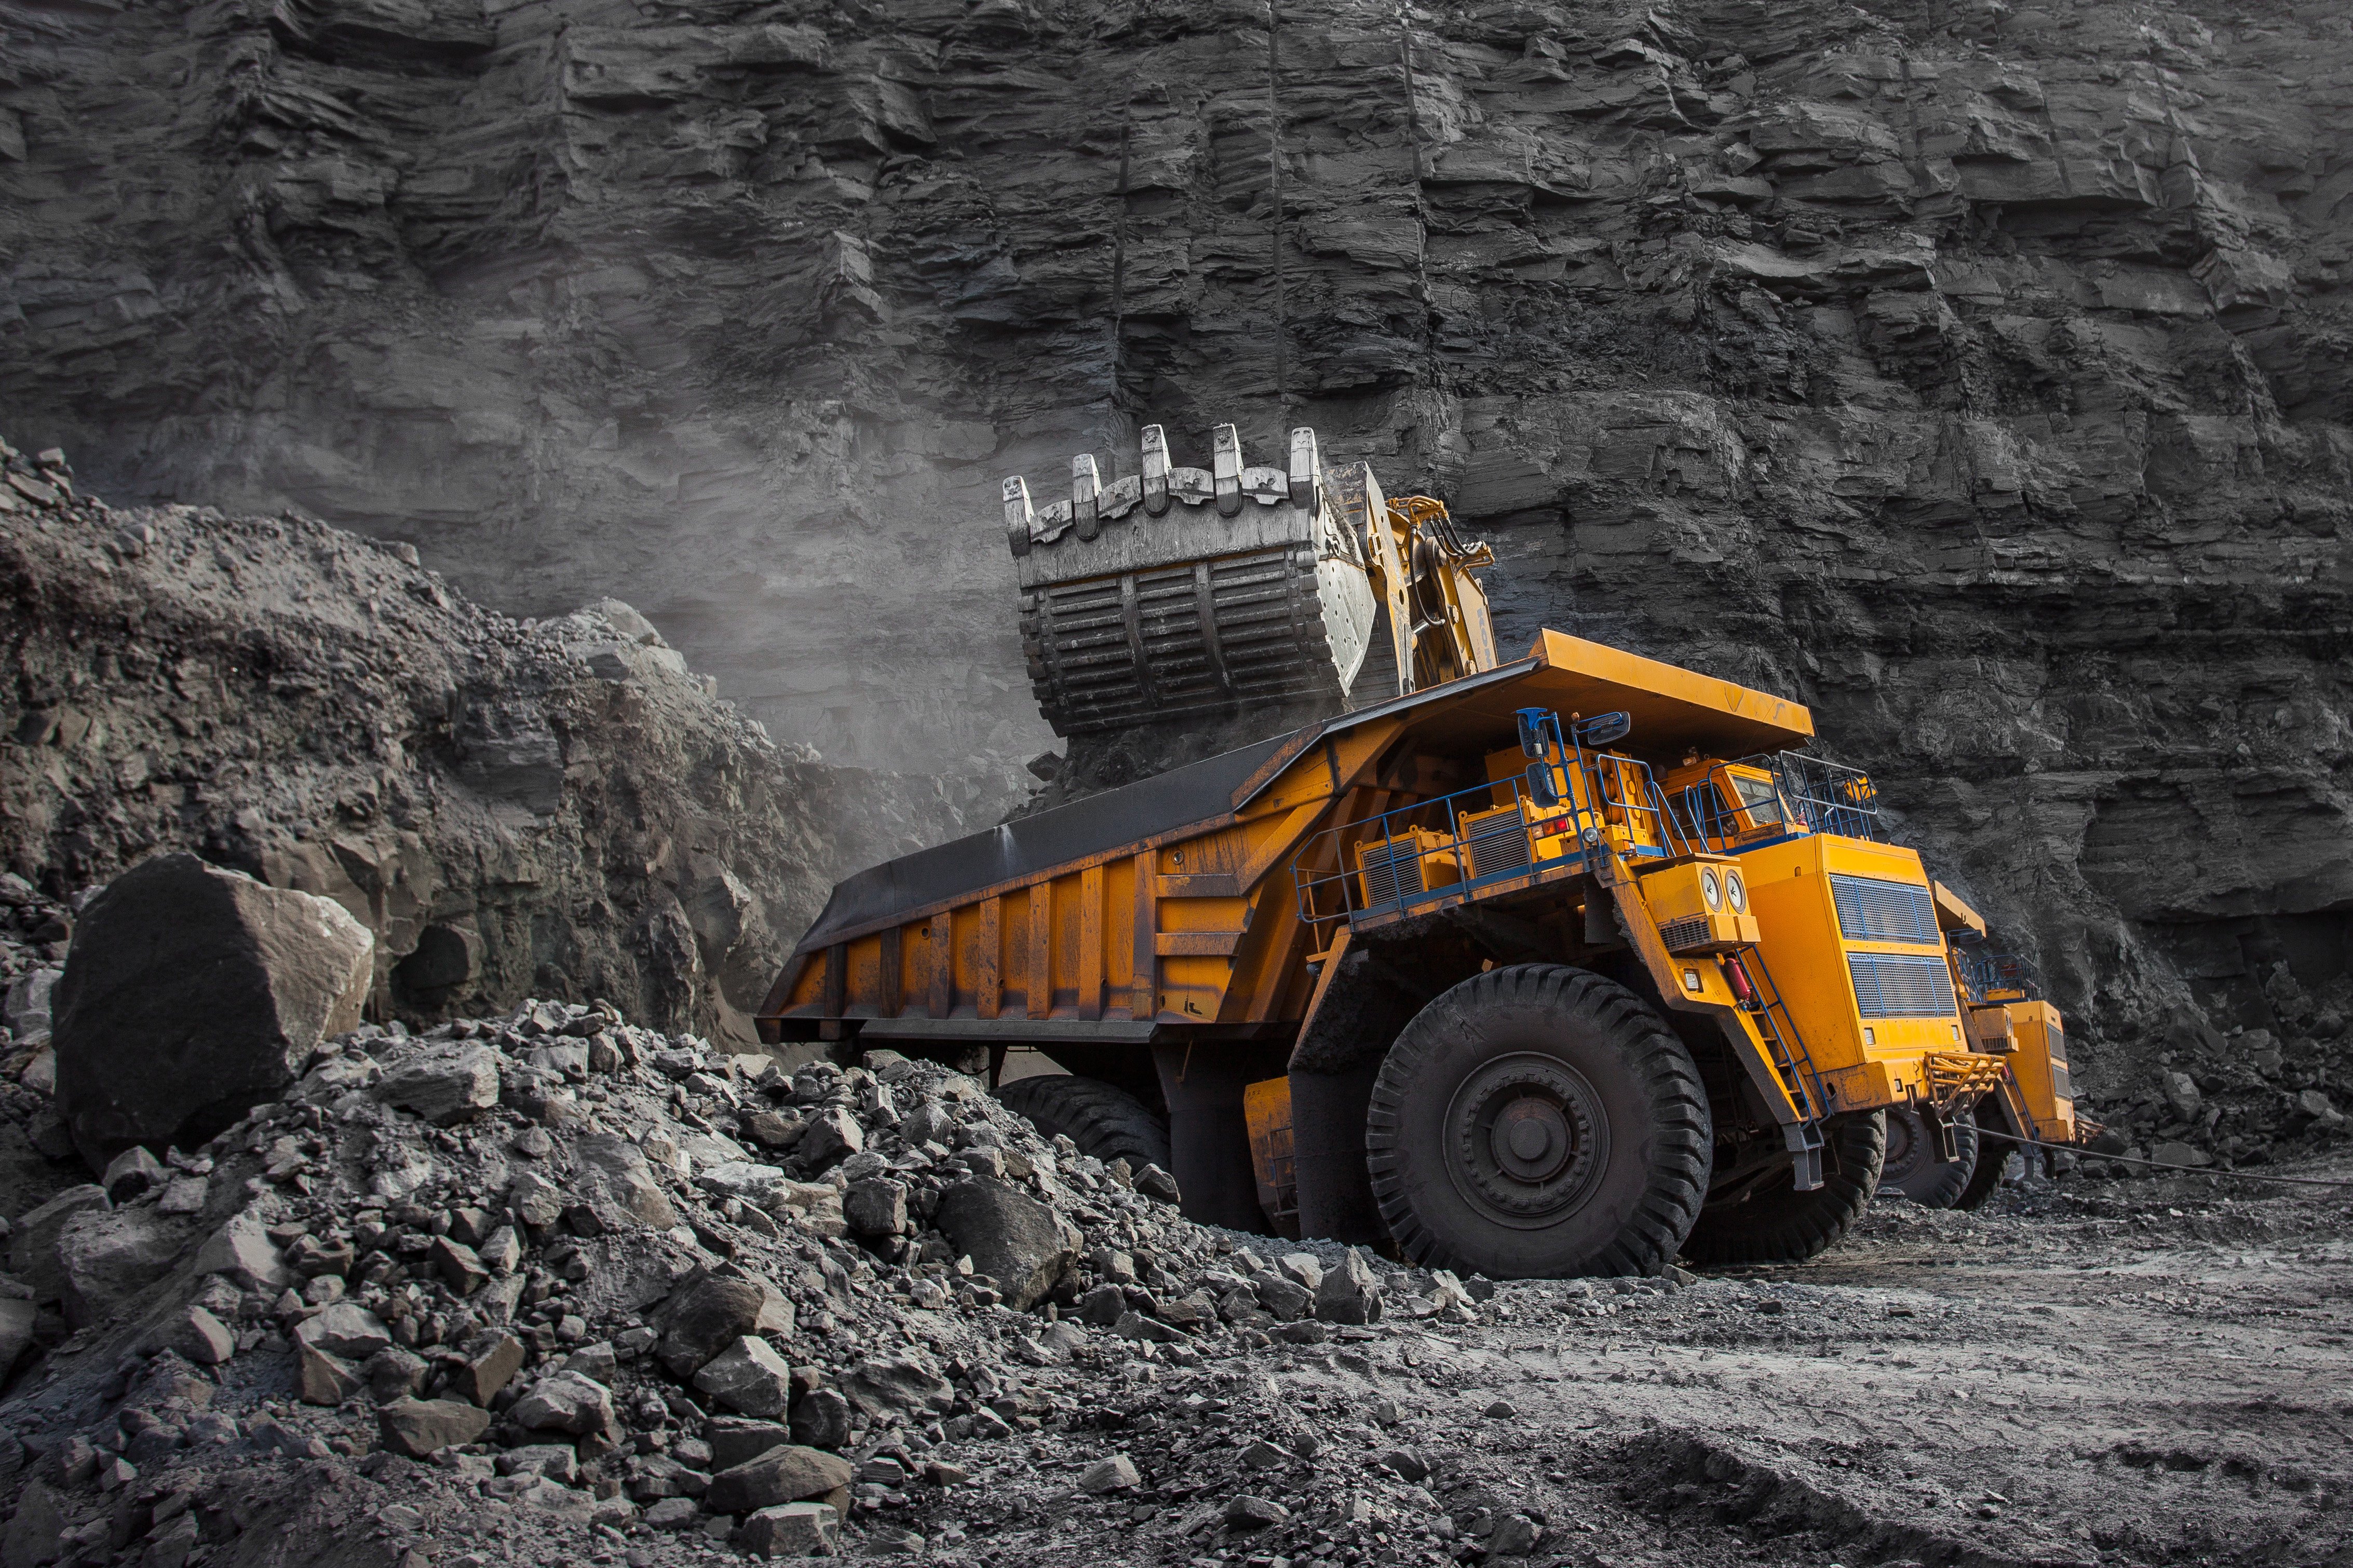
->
[878, 1169, 2353, 1568]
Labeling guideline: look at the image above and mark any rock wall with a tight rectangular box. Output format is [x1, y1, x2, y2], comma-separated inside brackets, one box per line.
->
[4, 0, 2351, 1127]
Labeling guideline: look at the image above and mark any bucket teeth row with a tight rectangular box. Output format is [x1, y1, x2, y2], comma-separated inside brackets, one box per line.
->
[1003, 423, 1327, 557]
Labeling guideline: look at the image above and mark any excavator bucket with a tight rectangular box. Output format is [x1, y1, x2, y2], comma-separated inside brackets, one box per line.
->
[1005, 425, 1380, 737]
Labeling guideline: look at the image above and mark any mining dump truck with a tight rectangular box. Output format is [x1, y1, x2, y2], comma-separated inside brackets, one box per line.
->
[1881, 907, 2086, 1209]
[759, 428, 2078, 1277]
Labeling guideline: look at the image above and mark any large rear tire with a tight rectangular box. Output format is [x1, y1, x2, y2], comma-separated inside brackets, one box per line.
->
[1681, 1110, 1885, 1266]
[1364, 964, 1711, 1279]
[1880, 1106, 1980, 1208]
[996, 1074, 1172, 1174]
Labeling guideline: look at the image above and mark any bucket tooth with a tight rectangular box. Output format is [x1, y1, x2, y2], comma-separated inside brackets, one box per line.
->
[1011, 420, 1381, 737]
[1073, 454, 1102, 541]
[1289, 427, 1321, 511]
[1003, 475, 1034, 558]
[1212, 424, 1244, 518]
[1142, 425, 1171, 516]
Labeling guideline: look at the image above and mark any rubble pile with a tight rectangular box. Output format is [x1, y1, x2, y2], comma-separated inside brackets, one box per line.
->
[0, 434, 999, 1053]
[0, 949, 1558, 1565]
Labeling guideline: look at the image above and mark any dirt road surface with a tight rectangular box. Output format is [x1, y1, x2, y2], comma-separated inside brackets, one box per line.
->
[905, 1166, 2353, 1568]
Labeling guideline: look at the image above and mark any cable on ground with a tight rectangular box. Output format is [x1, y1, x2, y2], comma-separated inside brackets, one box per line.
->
[1974, 1126, 2353, 1191]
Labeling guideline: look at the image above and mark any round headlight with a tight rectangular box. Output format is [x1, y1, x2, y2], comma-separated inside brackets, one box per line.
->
[1725, 870, 1748, 912]
[1700, 867, 1723, 911]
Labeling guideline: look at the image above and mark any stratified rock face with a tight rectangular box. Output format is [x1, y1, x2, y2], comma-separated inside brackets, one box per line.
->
[2, 0, 2350, 1114]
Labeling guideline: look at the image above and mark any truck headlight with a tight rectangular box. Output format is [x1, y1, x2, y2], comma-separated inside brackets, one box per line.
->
[1725, 870, 1748, 912]
[1700, 868, 1723, 911]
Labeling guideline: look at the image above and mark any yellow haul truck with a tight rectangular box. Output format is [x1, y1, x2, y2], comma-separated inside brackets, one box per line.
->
[761, 628, 2051, 1275]
[1881, 895, 2087, 1209]
[760, 426, 2082, 1275]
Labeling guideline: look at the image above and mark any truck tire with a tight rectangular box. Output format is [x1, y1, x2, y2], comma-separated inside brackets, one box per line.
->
[1680, 1110, 1884, 1266]
[1949, 1100, 2010, 1211]
[1879, 1106, 1980, 1208]
[996, 1073, 1172, 1175]
[1364, 964, 1711, 1279]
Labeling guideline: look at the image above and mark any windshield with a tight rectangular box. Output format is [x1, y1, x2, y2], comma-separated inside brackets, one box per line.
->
[1728, 771, 1783, 825]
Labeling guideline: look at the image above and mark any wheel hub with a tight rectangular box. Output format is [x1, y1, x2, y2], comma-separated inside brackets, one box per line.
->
[1882, 1109, 1925, 1183]
[1444, 1052, 1611, 1229]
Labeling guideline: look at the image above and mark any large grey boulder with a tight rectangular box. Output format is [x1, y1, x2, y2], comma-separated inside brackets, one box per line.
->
[372, 1042, 502, 1125]
[931, 1178, 1077, 1311]
[56, 1206, 191, 1329]
[52, 854, 373, 1165]
[563, 1134, 680, 1234]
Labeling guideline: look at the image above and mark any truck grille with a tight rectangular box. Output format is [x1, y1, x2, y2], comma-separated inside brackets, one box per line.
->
[1658, 917, 1710, 951]
[1358, 841, 1427, 908]
[1848, 952, 1957, 1017]
[1463, 814, 1533, 880]
[1830, 874, 1939, 944]
[2051, 1060, 2073, 1099]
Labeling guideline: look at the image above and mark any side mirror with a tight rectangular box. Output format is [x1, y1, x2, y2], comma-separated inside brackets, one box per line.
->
[1524, 763, 1563, 808]
[1576, 711, 1632, 747]
[1516, 707, 1553, 759]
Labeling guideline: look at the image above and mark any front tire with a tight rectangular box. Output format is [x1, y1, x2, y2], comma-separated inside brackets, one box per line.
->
[1682, 1110, 1885, 1265]
[1880, 1106, 1980, 1208]
[1949, 1098, 2010, 1211]
[1364, 965, 1711, 1279]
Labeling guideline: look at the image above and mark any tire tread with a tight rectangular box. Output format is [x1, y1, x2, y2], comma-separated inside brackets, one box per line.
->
[1364, 964, 1711, 1278]
[996, 1074, 1172, 1172]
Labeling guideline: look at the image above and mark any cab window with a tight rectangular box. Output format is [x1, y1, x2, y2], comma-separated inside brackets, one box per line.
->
[1726, 770, 1783, 826]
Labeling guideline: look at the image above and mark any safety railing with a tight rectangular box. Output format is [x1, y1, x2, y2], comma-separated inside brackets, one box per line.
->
[1294, 773, 1597, 933]
[1954, 944, 2039, 1004]
[1756, 752, 1885, 841]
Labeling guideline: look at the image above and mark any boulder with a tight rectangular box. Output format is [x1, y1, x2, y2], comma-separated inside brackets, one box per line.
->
[736, 1502, 840, 1558]
[844, 1179, 908, 1236]
[8, 1185, 109, 1303]
[378, 1397, 492, 1457]
[430, 1237, 489, 1294]
[192, 1208, 290, 1291]
[797, 1106, 863, 1167]
[658, 1272, 778, 1378]
[57, 1206, 189, 1329]
[372, 1043, 502, 1125]
[511, 1369, 616, 1436]
[564, 1134, 679, 1233]
[839, 1358, 954, 1421]
[931, 1178, 1076, 1311]
[694, 1335, 795, 1418]
[705, 1445, 854, 1515]
[1254, 1274, 1313, 1321]
[297, 1342, 361, 1405]
[295, 1302, 393, 1360]
[1315, 1246, 1384, 1325]
[707, 1417, 794, 1470]
[695, 1162, 793, 1208]
[3, 967, 57, 1043]
[1077, 1454, 1140, 1493]
[789, 1387, 851, 1449]
[51, 854, 373, 1165]
[456, 1329, 527, 1406]
[167, 1305, 235, 1367]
